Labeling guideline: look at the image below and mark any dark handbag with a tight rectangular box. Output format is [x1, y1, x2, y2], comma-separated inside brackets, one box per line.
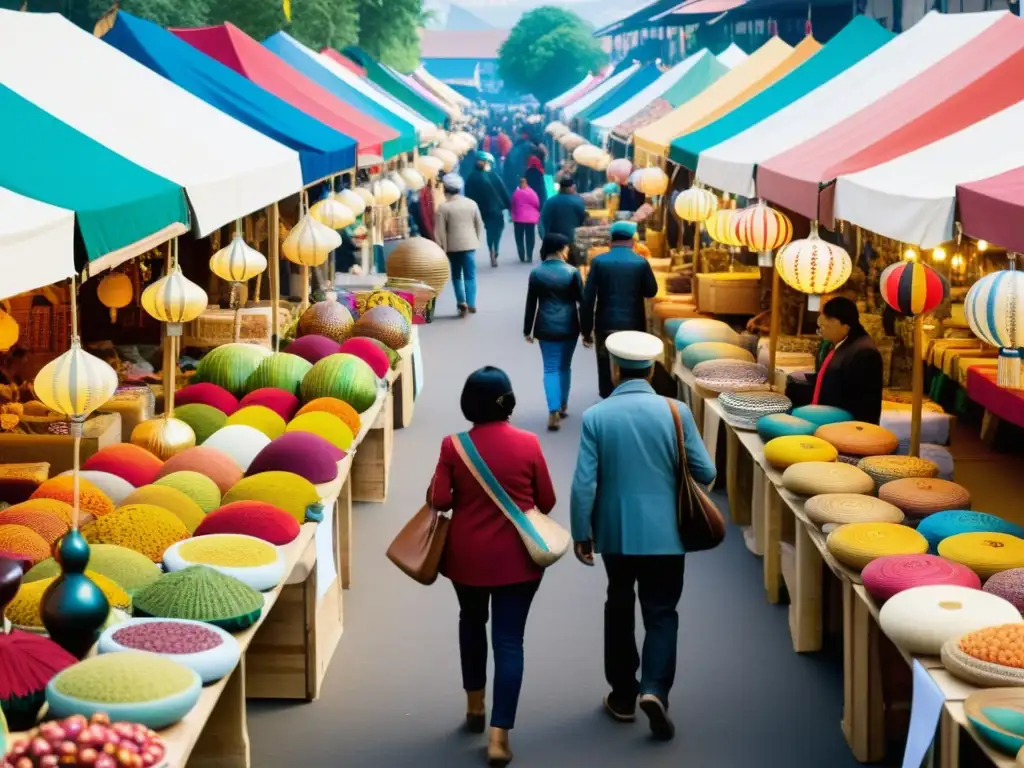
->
[666, 399, 726, 552]
[386, 503, 452, 585]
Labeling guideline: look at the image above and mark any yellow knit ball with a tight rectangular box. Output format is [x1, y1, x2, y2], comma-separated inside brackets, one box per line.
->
[285, 411, 354, 451]
[121, 485, 206, 534]
[225, 405, 287, 440]
[763, 435, 838, 469]
[82, 504, 190, 562]
[938, 532, 1024, 580]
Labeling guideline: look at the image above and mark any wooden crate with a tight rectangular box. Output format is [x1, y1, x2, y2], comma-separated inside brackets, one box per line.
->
[353, 388, 394, 503]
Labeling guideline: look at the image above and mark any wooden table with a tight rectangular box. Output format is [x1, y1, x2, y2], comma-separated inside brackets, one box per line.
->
[393, 333, 417, 429]
[672, 358, 705, 428]
[352, 381, 395, 504]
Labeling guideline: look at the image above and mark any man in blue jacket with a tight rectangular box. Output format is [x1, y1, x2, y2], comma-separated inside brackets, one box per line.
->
[570, 330, 716, 743]
[539, 176, 586, 252]
[580, 221, 659, 397]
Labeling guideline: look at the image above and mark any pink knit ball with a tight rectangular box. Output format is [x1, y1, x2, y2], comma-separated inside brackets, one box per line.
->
[284, 335, 341, 365]
[862, 554, 981, 603]
[175, 383, 240, 415]
[239, 388, 301, 420]
[339, 337, 390, 379]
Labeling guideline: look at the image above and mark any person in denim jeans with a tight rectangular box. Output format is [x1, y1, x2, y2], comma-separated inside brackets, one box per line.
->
[435, 173, 484, 317]
[523, 234, 583, 431]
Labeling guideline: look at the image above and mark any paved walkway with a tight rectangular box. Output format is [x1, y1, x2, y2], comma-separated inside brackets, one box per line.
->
[249, 230, 866, 767]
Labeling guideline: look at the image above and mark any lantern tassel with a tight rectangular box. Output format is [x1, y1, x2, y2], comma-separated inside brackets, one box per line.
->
[998, 348, 1022, 389]
[758, 250, 772, 268]
[807, 294, 821, 312]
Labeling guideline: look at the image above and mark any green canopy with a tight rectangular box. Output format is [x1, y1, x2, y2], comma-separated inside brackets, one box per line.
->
[0, 82, 189, 268]
[663, 53, 729, 107]
[342, 47, 448, 126]
[670, 16, 894, 169]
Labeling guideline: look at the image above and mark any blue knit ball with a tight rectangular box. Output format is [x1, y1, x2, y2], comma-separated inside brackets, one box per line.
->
[663, 318, 687, 340]
[791, 404, 853, 428]
[756, 414, 815, 443]
[917, 510, 1024, 554]
[674, 319, 739, 351]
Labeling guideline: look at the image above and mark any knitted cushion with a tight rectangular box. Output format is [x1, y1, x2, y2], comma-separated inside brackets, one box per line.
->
[283, 335, 341, 364]
[858, 455, 940, 492]
[238, 388, 301, 421]
[827, 522, 929, 571]
[805, 494, 905, 527]
[202, 426, 272, 471]
[663, 318, 686, 340]
[339, 337, 391, 379]
[3, 499, 73, 525]
[83, 444, 164, 488]
[879, 585, 1020, 655]
[82, 504, 190, 562]
[782, 462, 875, 496]
[0, 509, 69, 545]
[674, 318, 739, 350]
[285, 411, 354, 451]
[757, 414, 816, 442]
[121, 486, 206, 535]
[918, 511, 1024, 554]
[898, 443, 955, 481]
[718, 392, 791, 428]
[193, 501, 301, 545]
[0, 525, 51, 566]
[56, 470, 135, 506]
[301, 354, 379, 413]
[246, 432, 343, 485]
[680, 342, 754, 370]
[222, 472, 321, 524]
[938, 533, 1024, 580]
[173, 383, 239, 416]
[790, 405, 853, 428]
[154, 472, 222, 514]
[243, 353, 312, 397]
[863, 554, 981, 603]
[164, 534, 285, 592]
[195, 343, 272, 397]
[224, 406, 287, 440]
[879, 478, 971, 520]
[352, 305, 411, 350]
[156, 447, 243, 496]
[172, 404, 227, 445]
[984, 569, 1024, 614]
[763, 436, 838, 469]
[693, 359, 769, 395]
[941, 625, 1024, 687]
[815, 422, 900, 457]
[26, 544, 162, 596]
[295, 398, 361, 436]
[31, 477, 114, 518]
[132, 565, 264, 631]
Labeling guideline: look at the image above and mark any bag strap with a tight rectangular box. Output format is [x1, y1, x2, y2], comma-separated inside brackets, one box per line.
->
[666, 399, 692, 512]
[451, 432, 551, 553]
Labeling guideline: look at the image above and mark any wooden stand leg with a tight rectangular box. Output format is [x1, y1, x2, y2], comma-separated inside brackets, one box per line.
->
[750, 467, 767, 557]
[191, 658, 250, 768]
[353, 389, 394, 503]
[910, 314, 924, 458]
[791, 522, 823, 653]
[980, 410, 1000, 448]
[768, 267, 781, 375]
[339, 473, 353, 589]
[938, 708, 959, 768]
[765, 487, 783, 604]
[725, 430, 751, 526]
[842, 580, 886, 763]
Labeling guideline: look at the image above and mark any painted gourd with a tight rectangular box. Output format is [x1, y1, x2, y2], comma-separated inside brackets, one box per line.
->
[297, 301, 354, 343]
[300, 354, 379, 412]
[195, 344, 272, 397]
[243, 353, 312, 397]
[353, 306, 411, 351]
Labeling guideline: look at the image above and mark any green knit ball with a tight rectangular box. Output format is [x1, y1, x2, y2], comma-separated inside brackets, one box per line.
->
[196, 343, 273, 397]
[244, 353, 313, 397]
[173, 404, 227, 445]
[300, 353, 379, 412]
[132, 565, 264, 631]
[154, 471, 222, 513]
[25, 543, 161, 597]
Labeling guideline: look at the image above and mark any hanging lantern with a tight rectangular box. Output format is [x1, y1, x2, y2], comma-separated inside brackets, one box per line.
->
[674, 186, 718, 223]
[141, 264, 208, 336]
[371, 179, 402, 207]
[333, 188, 367, 218]
[706, 209, 743, 247]
[560, 133, 588, 151]
[593, 151, 612, 172]
[400, 167, 426, 192]
[607, 158, 632, 185]
[387, 171, 407, 195]
[282, 213, 343, 268]
[546, 121, 568, 137]
[456, 131, 477, 148]
[353, 187, 376, 209]
[738, 200, 793, 266]
[635, 167, 669, 197]
[0, 309, 19, 352]
[775, 221, 852, 311]
[418, 125, 439, 144]
[429, 147, 458, 173]
[209, 224, 268, 283]
[879, 261, 949, 317]
[572, 144, 602, 169]
[96, 273, 133, 322]
[311, 196, 356, 230]
[415, 154, 444, 179]
[34, 338, 118, 427]
[438, 138, 462, 156]
[965, 254, 1024, 388]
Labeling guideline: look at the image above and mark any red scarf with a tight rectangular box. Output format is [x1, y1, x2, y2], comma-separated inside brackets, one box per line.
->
[812, 339, 846, 405]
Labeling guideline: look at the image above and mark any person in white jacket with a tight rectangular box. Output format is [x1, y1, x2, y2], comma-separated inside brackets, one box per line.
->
[435, 173, 485, 317]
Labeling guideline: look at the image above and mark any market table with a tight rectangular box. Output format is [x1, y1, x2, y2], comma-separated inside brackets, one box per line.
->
[967, 366, 1024, 445]
[352, 377, 395, 504]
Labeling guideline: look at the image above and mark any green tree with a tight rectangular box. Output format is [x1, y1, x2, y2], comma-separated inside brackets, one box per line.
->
[206, 0, 356, 50]
[499, 6, 607, 102]
[354, 0, 424, 73]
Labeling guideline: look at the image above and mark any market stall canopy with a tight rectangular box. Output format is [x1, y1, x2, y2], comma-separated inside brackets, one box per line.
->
[576, 62, 663, 127]
[101, 12, 356, 185]
[717, 43, 749, 68]
[958, 168, 1024, 253]
[343, 46, 449, 126]
[0, 188, 75, 300]
[698, 11, 1006, 199]
[387, 64, 461, 120]
[0, 83, 189, 292]
[833, 95, 1024, 248]
[633, 36, 801, 159]
[562, 62, 641, 121]
[546, 71, 598, 110]
[759, 12, 1024, 221]
[262, 32, 417, 156]
[174, 24, 398, 159]
[0, 10, 300, 238]
[672, 17, 893, 171]
[414, 65, 472, 108]
[319, 49, 436, 140]
[549, 65, 615, 111]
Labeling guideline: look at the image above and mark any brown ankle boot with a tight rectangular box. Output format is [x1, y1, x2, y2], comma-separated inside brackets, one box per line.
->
[487, 727, 513, 765]
[465, 689, 486, 734]
[547, 412, 560, 432]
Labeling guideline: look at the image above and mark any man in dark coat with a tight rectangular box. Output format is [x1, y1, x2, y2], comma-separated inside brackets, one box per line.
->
[465, 152, 512, 267]
[502, 128, 534, 196]
[540, 177, 586, 262]
[524, 150, 548, 216]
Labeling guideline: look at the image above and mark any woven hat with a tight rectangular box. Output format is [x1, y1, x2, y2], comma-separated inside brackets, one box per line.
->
[815, 421, 899, 457]
[879, 477, 971, 520]
[858, 455, 939, 492]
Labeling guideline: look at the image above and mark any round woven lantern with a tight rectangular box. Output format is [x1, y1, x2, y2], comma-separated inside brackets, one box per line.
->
[938, 532, 1024, 580]
[863, 554, 980, 603]
[635, 167, 669, 197]
[673, 186, 717, 223]
[941, 625, 1024, 687]
[738, 200, 793, 267]
[385, 237, 450, 295]
[607, 158, 632, 185]
[693, 360, 768, 395]
[827, 522, 928, 571]
[370, 179, 402, 207]
[965, 259, 1024, 388]
[705, 209, 743, 247]
[333, 188, 367, 217]
[572, 144, 602, 168]
[719, 391, 791, 429]
[815, 421, 899, 457]
[858, 455, 939, 492]
[879, 477, 971, 520]
[805, 494, 904, 528]
[282, 214, 342, 268]
[429, 147, 458, 172]
[790, 404, 853, 428]
[757, 414, 816, 442]
[141, 265, 207, 335]
[984, 569, 1024, 613]
[674, 318, 739, 350]
[782, 462, 874, 496]
[919, 510, 1024, 555]
[879, 261, 949, 317]
[775, 221, 852, 310]
[879, 585, 1020, 656]
[209, 227, 267, 287]
[96, 272, 133, 322]
[414, 154, 444, 180]
[400, 167, 426, 192]
[764, 436, 838, 469]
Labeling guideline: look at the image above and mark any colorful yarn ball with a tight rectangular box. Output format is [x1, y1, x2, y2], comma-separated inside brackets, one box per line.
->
[0, 525, 50, 566]
[0, 509, 69, 545]
[223, 472, 321, 524]
[283, 334, 341, 364]
[224, 405, 286, 440]
[121, 486, 206, 535]
[0, 631, 77, 729]
[173, 383, 240, 415]
[31, 476, 114, 518]
[243, 353, 312, 397]
[83, 444, 164, 488]
[133, 566, 264, 631]
[301, 354, 379, 413]
[238, 388, 301, 421]
[202, 426, 272, 471]
[917, 510, 1024, 554]
[82, 504, 190, 563]
[8, 571, 131, 628]
[246, 432, 343, 485]
[55, 471, 135, 506]
[983, 569, 1024, 613]
[296, 397, 361, 436]
[26, 544, 161, 597]
[339, 337, 390, 378]
[285, 411, 353, 452]
[172, 403, 227, 444]
[156, 447, 243, 496]
[195, 343, 273, 397]
[194, 501, 301, 545]
[2, 499, 73, 525]
[879, 260, 950, 317]
[862, 554, 981, 603]
[154, 472, 222, 514]
[297, 301, 355, 343]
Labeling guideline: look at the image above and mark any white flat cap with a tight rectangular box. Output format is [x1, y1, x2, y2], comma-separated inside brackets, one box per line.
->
[606, 331, 662, 369]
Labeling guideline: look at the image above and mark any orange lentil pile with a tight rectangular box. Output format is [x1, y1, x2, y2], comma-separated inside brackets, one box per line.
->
[958, 624, 1024, 668]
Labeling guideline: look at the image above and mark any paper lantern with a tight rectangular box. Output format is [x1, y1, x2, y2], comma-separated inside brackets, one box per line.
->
[634, 167, 669, 197]
[208, 229, 267, 284]
[879, 261, 949, 317]
[775, 221, 852, 310]
[333, 187, 367, 217]
[310, 196, 356, 231]
[353, 187, 375, 208]
[674, 186, 717, 223]
[414, 154, 443, 179]
[738, 200, 793, 267]
[545, 121, 568, 137]
[559, 133, 587, 151]
[400, 167, 426, 192]
[387, 171, 407, 195]
[572, 144, 602, 169]
[0, 309, 17, 352]
[965, 258, 1024, 388]
[607, 158, 632, 185]
[429, 147, 458, 173]
[140, 265, 207, 336]
[130, 418, 196, 461]
[705, 209, 743, 247]
[437, 138, 462, 156]
[371, 179, 402, 207]
[34, 338, 118, 425]
[282, 213, 342, 268]
[96, 273, 133, 322]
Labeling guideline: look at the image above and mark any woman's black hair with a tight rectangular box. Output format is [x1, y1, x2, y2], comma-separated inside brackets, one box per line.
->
[540, 233, 570, 260]
[461, 366, 516, 424]
[821, 296, 867, 338]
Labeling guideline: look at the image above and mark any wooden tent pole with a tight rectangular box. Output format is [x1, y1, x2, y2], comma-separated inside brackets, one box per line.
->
[768, 267, 781, 380]
[268, 202, 281, 352]
[910, 314, 924, 457]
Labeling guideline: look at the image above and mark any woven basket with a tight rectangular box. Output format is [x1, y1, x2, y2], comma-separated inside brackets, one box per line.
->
[815, 421, 899, 457]
[879, 478, 971, 520]
[858, 455, 939, 492]
[384, 237, 450, 295]
[783, 462, 875, 496]
[719, 391, 791, 430]
[942, 633, 1024, 688]
[805, 493, 904, 527]
[963, 689, 1024, 757]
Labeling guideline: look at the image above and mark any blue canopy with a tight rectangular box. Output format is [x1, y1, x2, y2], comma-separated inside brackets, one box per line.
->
[100, 11, 356, 184]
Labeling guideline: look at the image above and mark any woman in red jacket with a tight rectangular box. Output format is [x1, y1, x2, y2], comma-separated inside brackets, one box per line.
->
[428, 366, 556, 766]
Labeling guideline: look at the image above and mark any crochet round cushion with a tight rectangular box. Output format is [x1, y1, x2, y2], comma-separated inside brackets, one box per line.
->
[195, 343, 272, 397]
[879, 585, 1020, 655]
[243, 353, 312, 398]
[133, 566, 264, 632]
[782, 462, 875, 497]
[805, 494, 905, 527]
[680, 342, 754, 370]
[757, 414, 816, 442]
[154, 472, 222, 514]
[300, 354, 379, 413]
[156, 447, 243, 496]
[879, 478, 972, 520]
[719, 392, 792, 427]
[224, 406, 287, 440]
[238, 388, 301, 421]
[918, 511, 1024, 554]
[82, 444, 164, 488]
[173, 383, 239, 416]
[858, 455, 940, 491]
[815, 422, 900, 457]
[193, 501, 301, 546]
[674, 319, 740, 351]
[938, 532, 1024, 580]
[984, 569, 1024, 614]
[202, 426, 272, 472]
[827, 522, 929, 571]
[763, 436, 838, 470]
[222, 472, 321, 524]
[172, 404, 227, 445]
[693, 360, 769, 394]
[31, 477, 114, 518]
[862, 554, 981, 603]
[121, 485, 205, 535]
[0, 525, 51, 566]
[295, 398, 361, 436]
[246, 432, 343, 485]
[283, 335, 341, 365]
[790, 405, 853, 428]
[57, 470, 135, 506]
[941, 625, 1024, 687]
[339, 337, 391, 379]
[82, 504, 190, 563]
[25, 543, 162, 597]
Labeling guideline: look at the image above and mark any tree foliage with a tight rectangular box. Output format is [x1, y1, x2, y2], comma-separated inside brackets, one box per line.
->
[353, 0, 425, 73]
[499, 6, 608, 103]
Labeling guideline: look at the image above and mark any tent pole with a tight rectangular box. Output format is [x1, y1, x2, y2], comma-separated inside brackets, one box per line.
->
[910, 314, 924, 457]
[768, 267, 781, 382]
[268, 202, 280, 352]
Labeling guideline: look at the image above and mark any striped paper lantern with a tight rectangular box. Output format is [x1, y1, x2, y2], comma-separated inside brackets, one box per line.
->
[674, 186, 718, 223]
[209, 230, 267, 284]
[775, 221, 852, 310]
[879, 261, 949, 317]
[739, 200, 793, 266]
[34, 338, 119, 422]
[635, 167, 669, 197]
[141, 265, 208, 333]
[282, 214, 343, 268]
[965, 261, 1024, 388]
[706, 209, 743, 247]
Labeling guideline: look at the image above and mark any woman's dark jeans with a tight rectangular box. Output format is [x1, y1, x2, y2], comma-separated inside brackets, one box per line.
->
[513, 222, 536, 262]
[453, 579, 540, 729]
